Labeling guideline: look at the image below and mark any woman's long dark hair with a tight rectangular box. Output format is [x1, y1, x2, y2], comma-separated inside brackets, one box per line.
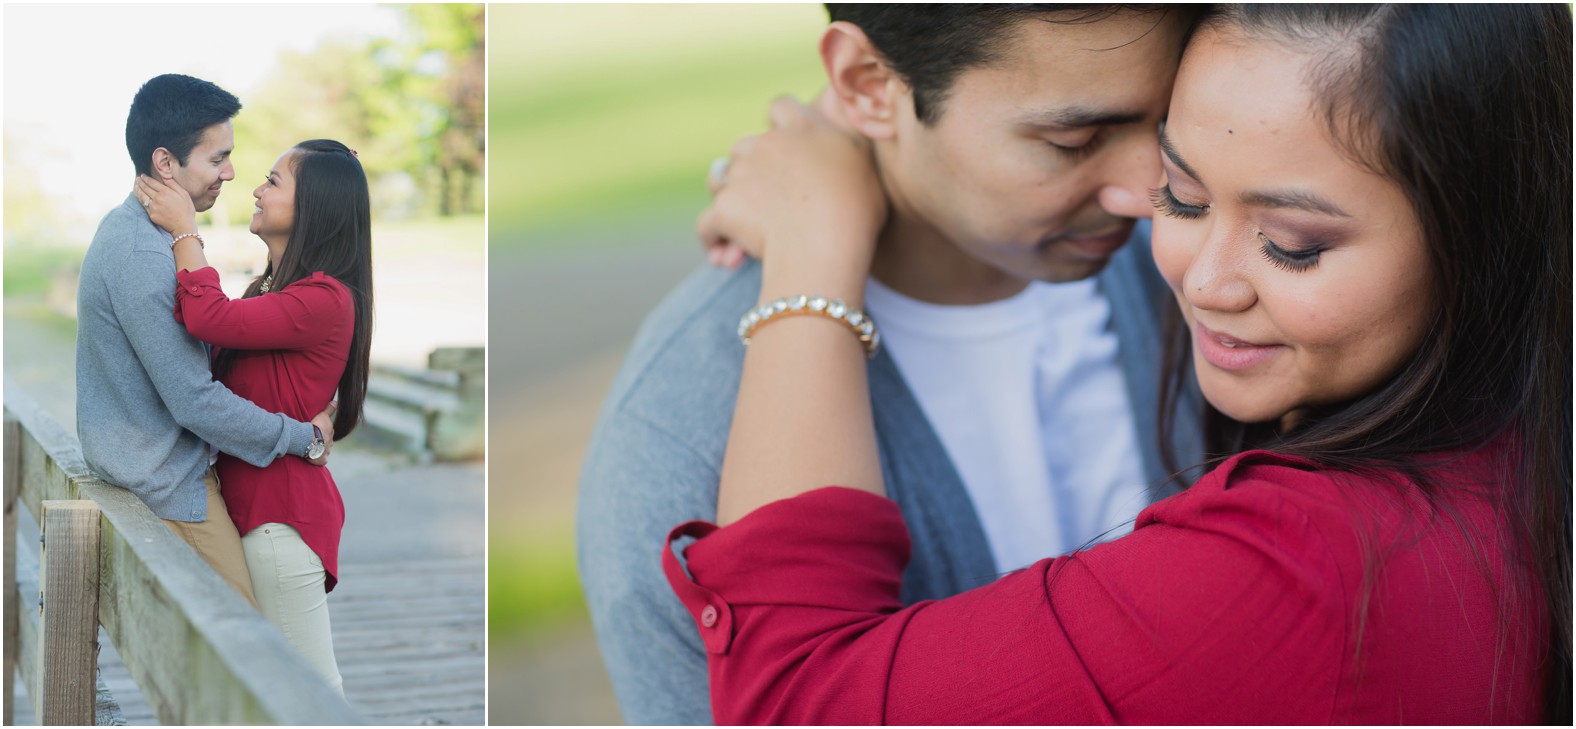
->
[1158, 5, 1571, 721]
[215, 139, 374, 439]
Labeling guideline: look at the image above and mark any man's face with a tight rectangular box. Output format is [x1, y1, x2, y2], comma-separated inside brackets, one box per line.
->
[879, 11, 1186, 284]
[170, 120, 235, 213]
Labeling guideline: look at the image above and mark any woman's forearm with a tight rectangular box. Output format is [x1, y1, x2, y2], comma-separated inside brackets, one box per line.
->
[716, 242, 886, 525]
[173, 234, 209, 273]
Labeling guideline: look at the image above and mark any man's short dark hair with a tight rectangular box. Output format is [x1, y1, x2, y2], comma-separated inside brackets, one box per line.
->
[825, 4, 1182, 124]
[125, 74, 242, 176]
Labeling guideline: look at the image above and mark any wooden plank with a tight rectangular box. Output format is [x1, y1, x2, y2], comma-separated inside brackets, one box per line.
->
[5, 415, 19, 727]
[38, 501, 101, 726]
[3, 382, 367, 726]
[16, 527, 42, 724]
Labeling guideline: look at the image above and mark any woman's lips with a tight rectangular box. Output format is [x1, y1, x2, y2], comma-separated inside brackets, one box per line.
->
[1195, 321, 1283, 371]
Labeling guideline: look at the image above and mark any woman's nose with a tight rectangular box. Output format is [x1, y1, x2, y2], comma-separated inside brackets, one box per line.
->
[1183, 236, 1256, 313]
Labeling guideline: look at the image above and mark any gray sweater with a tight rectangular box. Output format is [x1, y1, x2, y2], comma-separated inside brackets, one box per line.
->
[75, 194, 313, 522]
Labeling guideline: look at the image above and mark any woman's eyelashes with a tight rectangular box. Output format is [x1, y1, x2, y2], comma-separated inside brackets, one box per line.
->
[1150, 184, 1207, 219]
[1151, 185, 1325, 273]
[1258, 232, 1323, 272]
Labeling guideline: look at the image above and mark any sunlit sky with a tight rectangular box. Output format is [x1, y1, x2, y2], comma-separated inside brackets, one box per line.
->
[3, 4, 409, 233]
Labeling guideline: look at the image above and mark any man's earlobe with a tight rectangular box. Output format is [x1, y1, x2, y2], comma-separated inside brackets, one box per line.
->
[820, 21, 900, 140]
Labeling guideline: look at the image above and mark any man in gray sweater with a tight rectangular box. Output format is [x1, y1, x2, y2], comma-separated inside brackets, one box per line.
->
[76, 74, 332, 605]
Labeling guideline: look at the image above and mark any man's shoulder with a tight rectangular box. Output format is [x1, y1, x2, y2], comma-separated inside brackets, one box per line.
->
[84, 199, 169, 272]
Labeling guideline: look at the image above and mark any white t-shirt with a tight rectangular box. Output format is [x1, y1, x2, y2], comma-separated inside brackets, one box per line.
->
[865, 276, 1149, 572]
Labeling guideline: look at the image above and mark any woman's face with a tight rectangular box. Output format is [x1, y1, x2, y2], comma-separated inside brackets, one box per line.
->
[1150, 27, 1435, 427]
[250, 149, 298, 242]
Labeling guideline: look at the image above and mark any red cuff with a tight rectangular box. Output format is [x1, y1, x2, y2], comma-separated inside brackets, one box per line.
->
[174, 265, 221, 295]
[173, 266, 223, 322]
[661, 487, 911, 656]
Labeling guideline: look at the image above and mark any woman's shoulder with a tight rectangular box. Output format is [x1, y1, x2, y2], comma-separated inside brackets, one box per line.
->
[282, 272, 354, 301]
[1146, 446, 1504, 580]
[1166, 451, 1430, 527]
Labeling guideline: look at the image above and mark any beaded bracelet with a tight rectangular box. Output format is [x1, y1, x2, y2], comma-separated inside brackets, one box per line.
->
[170, 232, 204, 249]
[738, 295, 881, 358]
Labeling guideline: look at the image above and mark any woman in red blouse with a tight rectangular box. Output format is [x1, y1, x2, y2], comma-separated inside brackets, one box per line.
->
[140, 139, 372, 697]
[677, 6, 1569, 724]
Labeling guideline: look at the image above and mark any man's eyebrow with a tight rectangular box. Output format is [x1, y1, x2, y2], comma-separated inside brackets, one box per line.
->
[1240, 188, 1351, 217]
[1021, 104, 1148, 129]
[1157, 125, 1204, 183]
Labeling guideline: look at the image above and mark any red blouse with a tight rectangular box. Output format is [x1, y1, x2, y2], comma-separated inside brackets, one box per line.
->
[175, 267, 352, 591]
[665, 448, 1547, 724]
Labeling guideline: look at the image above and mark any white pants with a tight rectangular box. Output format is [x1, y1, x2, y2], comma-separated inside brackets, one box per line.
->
[242, 523, 345, 697]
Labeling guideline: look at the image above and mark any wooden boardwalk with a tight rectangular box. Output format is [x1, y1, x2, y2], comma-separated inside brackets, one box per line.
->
[12, 555, 485, 726]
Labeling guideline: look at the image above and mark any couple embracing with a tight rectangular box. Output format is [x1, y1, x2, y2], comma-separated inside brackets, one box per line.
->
[75, 73, 373, 697]
[581, 4, 1570, 724]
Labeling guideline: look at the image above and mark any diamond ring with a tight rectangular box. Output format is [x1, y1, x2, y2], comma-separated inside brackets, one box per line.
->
[709, 156, 731, 187]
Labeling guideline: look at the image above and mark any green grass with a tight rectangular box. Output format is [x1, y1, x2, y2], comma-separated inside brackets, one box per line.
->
[488, 532, 589, 637]
[372, 214, 486, 261]
[4, 246, 84, 298]
[488, 4, 829, 245]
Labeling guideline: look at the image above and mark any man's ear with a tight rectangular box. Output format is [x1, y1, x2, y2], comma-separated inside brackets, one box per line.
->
[150, 147, 178, 181]
[819, 21, 906, 140]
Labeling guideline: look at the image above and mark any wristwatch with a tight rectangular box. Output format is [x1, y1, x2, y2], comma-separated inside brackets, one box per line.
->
[307, 425, 327, 460]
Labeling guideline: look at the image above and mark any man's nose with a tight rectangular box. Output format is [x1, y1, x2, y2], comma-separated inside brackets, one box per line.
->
[1098, 131, 1164, 220]
[220, 160, 235, 182]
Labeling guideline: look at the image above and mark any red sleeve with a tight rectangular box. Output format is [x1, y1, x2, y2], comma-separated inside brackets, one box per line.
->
[664, 456, 1351, 725]
[174, 268, 351, 350]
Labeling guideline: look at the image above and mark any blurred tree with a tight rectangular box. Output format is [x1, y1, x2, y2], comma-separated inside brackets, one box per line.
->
[228, 3, 483, 224]
[406, 3, 485, 217]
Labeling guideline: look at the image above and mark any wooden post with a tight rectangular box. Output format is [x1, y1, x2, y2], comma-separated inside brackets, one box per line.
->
[37, 500, 100, 726]
[4, 415, 18, 726]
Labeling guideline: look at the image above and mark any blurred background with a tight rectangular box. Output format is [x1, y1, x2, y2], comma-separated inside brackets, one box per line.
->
[487, 4, 829, 724]
[4, 4, 486, 724]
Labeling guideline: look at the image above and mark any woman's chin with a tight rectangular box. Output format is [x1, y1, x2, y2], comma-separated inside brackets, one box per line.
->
[1199, 384, 1289, 427]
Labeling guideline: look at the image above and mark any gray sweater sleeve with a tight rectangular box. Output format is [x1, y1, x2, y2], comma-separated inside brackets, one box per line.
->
[109, 248, 314, 465]
[577, 412, 719, 725]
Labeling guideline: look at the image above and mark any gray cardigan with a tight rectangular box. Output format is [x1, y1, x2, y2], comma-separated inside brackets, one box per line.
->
[576, 225, 1205, 724]
[75, 194, 313, 522]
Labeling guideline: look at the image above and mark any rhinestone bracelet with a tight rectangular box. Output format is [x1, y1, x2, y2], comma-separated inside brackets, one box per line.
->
[170, 232, 204, 249]
[738, 295, 881, 358]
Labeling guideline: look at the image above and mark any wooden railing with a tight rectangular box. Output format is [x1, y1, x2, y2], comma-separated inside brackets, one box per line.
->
[2, 378, 366, 725]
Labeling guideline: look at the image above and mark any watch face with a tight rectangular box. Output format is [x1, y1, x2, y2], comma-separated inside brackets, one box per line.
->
[308, 441, 326, 459]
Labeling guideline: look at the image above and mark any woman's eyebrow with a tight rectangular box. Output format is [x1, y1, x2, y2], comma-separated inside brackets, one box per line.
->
[1240, 188, 1352, 217]
[1158, 126, 1204, 182]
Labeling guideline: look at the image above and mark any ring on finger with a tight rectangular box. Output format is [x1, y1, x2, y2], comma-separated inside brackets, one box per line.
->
[709, 156, 731, 187]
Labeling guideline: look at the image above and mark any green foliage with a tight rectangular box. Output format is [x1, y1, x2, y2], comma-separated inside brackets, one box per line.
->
[3, 137, 68, 248]
[488, 533, 588, 637]
[226, 3, 484, 226]
[488, 5, 828, 245]
[3, 246, 82, 298]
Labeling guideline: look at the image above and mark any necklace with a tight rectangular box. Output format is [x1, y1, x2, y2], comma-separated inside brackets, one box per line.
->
[260, 273, 274, 293]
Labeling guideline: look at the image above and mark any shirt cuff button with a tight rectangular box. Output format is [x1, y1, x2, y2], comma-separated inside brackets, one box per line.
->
[700, 604, 719, 628]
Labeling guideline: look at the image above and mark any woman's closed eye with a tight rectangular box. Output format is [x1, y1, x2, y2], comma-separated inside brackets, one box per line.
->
[1258, 232, 1323, 272]
[1149, 184, 1208, 219]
